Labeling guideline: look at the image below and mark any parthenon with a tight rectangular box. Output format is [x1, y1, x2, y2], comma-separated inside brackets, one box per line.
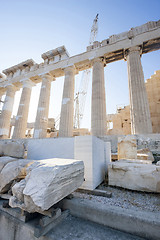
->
[0, 20, 160, 139]
[0, 17, 160, 240]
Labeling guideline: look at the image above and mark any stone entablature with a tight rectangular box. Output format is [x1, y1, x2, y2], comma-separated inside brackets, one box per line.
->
[41, 45, 69, 65]
[0, 20, 159, 87]
[87, 20, 160, 51]
[2, 59, 36, 80]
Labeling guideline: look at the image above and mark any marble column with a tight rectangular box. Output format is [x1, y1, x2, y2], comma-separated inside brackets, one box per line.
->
[12, 79, 34, 139]
[0, 84, 17, 139]
[59, 66, 75, 137]
[0, 89, 5, 106]
[125, 46, 152, 134]
[91, 58, 107, 136]
[33, 73, 53, 138]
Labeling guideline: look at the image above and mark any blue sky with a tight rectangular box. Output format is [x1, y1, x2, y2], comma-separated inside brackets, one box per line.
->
[0, 0, 160, 129]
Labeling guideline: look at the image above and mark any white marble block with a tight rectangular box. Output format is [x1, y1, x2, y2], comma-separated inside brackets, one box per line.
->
[74, 136, 107, 190]
[104, 142, 111, 172]
[27, 138, 74, 160]
[9, 158, 84, 213]
[108, 160, 160, 193]
[1, 142, 25, 158]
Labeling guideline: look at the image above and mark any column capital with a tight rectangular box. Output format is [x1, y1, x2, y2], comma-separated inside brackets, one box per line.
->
[39, 73, 55, 82]
[124, 46, 142, 60]
[20, 79, 36, 88]
[5, 84, 18, 92]
[0, 73, 6, 81]
[91, 57, 106, 67]
[63, 65, 76, 74]
[0, 87, 6, 96]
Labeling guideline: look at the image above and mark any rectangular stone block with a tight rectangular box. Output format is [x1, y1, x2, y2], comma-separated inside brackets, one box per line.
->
[104, 142, 111, 171]
[74, 136, 106, 190]
[27, 136, 110, 191]
[108, 160, 160, 192]
[27, 138, 74, 160]
[2, 142, 25, 158]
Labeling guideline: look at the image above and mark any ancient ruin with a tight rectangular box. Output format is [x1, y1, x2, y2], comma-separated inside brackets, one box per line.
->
[0, 20, 160, 139]
[0, 19, 160, 240]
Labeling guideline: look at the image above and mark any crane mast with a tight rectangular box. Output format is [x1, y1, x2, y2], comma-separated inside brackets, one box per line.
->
[89, 14, 99, 45]
[74, 14, 99, 129]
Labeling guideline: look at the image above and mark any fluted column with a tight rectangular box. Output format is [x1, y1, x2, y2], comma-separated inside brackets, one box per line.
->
[59, 66, 75, 137]
[0, 90, 5, 108]
[33, 73, 53, 138]
[12, 79, 35, 139]
[0, 84, 17, 139]
[125, 46, 152, 134]
[91, 58, 107, 136]
[0, 89, 5, 101]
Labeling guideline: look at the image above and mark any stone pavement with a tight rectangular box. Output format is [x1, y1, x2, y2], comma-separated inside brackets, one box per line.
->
[47, 215, 145, 240]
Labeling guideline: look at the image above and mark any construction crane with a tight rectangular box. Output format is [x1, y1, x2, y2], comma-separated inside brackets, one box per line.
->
[89, 13, 99, 45]
[73, 14, 99, 129]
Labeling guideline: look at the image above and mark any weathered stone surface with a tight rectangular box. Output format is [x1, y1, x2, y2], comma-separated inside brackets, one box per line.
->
[9, 158, 84, 213]
[3, 142, 25, 158]
[12, 179, 26, 202]
[156, 161, 160, 166]
[137, 148, 154, 162]
[108, 160, 160, 192]
[118, 135, 137, 160]
[0, 143, 3, 156]
[0, 159, 34, 193]
[119, 159, 152, 164]
[0, 156, 18, 172]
